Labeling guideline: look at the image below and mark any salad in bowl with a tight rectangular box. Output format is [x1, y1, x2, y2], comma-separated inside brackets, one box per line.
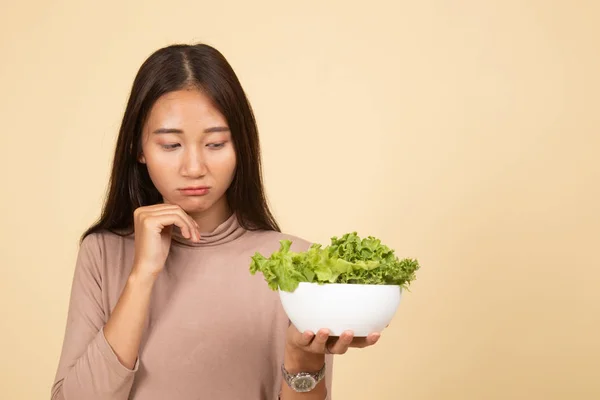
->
[249, 232, 420, 336]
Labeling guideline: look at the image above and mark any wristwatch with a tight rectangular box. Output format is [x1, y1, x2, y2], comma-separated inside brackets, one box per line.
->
[281, 362, 326, 393]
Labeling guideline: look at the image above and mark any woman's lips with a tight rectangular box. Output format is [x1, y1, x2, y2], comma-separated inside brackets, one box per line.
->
[179, 187, 210, 196]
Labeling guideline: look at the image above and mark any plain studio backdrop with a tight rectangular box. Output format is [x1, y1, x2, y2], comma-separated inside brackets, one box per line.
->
[1, 1, 598, 399]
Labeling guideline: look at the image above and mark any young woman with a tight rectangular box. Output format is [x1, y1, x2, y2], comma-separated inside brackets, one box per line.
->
[51, 43, 381, 400]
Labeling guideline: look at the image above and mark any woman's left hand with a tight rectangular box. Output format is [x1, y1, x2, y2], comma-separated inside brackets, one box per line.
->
[286, 323, 381, 356]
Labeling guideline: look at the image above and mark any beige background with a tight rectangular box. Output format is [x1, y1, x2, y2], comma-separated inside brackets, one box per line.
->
[1, 1, 599, 399]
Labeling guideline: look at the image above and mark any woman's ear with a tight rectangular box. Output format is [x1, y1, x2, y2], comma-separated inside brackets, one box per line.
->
[138, 152, 146, 164]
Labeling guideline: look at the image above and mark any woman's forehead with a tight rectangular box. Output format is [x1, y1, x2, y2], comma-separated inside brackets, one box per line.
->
[145, 89, 228, 132]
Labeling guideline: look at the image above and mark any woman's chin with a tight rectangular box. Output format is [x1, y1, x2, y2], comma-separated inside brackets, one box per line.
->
[164, 193, 228, 216]
[180, 202, 211, 214]
[165, 196, 212, 213]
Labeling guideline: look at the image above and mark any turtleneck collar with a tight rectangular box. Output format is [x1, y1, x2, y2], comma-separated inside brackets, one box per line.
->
[171, 212, 247, 248]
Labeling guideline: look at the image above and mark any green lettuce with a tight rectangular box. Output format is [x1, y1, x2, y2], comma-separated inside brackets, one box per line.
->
[249, 232, 420, 292]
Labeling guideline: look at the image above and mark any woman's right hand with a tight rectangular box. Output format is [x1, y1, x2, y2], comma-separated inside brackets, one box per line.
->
[131, 204, 201, 280]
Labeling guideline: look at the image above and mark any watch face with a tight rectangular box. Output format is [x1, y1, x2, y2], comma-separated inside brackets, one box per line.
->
[291, 375, 317, 392]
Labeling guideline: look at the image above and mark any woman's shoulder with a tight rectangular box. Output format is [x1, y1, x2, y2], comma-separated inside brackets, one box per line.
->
[75, 229, 136, 279]
[79, 228, 135, 253]
[244, 229, 314, 253]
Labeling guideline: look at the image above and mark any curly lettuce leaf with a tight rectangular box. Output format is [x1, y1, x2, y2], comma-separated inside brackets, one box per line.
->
[249, 232, 420, 292]
[248, 240, 305, 292]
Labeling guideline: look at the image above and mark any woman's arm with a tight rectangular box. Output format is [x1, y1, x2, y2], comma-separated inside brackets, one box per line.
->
[51, 234, 145, 400]
[282, 325, 380, 399]
[280, 345, 333, 399]
[102, 271, 155, 369]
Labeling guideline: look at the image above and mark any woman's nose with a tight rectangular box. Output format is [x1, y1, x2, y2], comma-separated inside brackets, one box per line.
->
[181, 148, 207, 177]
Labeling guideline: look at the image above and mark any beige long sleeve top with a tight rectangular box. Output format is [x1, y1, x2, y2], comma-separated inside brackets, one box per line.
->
[51, 214, 333, 399]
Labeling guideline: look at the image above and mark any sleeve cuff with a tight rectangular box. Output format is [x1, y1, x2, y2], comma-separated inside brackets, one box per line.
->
[95, 327, 140, 378]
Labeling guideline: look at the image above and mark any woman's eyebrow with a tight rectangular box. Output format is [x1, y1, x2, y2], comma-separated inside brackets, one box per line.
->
[153, 128, 183, 134]
[152, 126, 229, 134]
[203, 126, 230, 133]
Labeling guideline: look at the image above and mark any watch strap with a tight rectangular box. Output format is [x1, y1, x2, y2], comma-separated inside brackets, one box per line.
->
[281, 362, 326, 388]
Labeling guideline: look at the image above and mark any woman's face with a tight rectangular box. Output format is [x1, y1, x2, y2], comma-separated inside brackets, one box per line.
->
[140, 88, 236, 218]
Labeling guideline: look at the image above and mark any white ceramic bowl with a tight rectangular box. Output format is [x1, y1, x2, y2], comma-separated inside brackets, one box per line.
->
[279, 282, 402, 337]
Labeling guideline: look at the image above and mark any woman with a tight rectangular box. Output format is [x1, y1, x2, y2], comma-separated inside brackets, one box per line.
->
[51, 43, 381, 400]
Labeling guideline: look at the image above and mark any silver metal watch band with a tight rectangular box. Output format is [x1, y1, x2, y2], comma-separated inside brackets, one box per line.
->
[281, 362, 327, 390]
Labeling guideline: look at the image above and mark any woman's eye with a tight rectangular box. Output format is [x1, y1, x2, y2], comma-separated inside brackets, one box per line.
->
[161, 143, 180, 150]
[207, 142, 226, 149]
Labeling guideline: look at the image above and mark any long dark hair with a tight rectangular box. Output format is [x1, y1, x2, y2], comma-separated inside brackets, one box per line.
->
[82, 43, 280, 241]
